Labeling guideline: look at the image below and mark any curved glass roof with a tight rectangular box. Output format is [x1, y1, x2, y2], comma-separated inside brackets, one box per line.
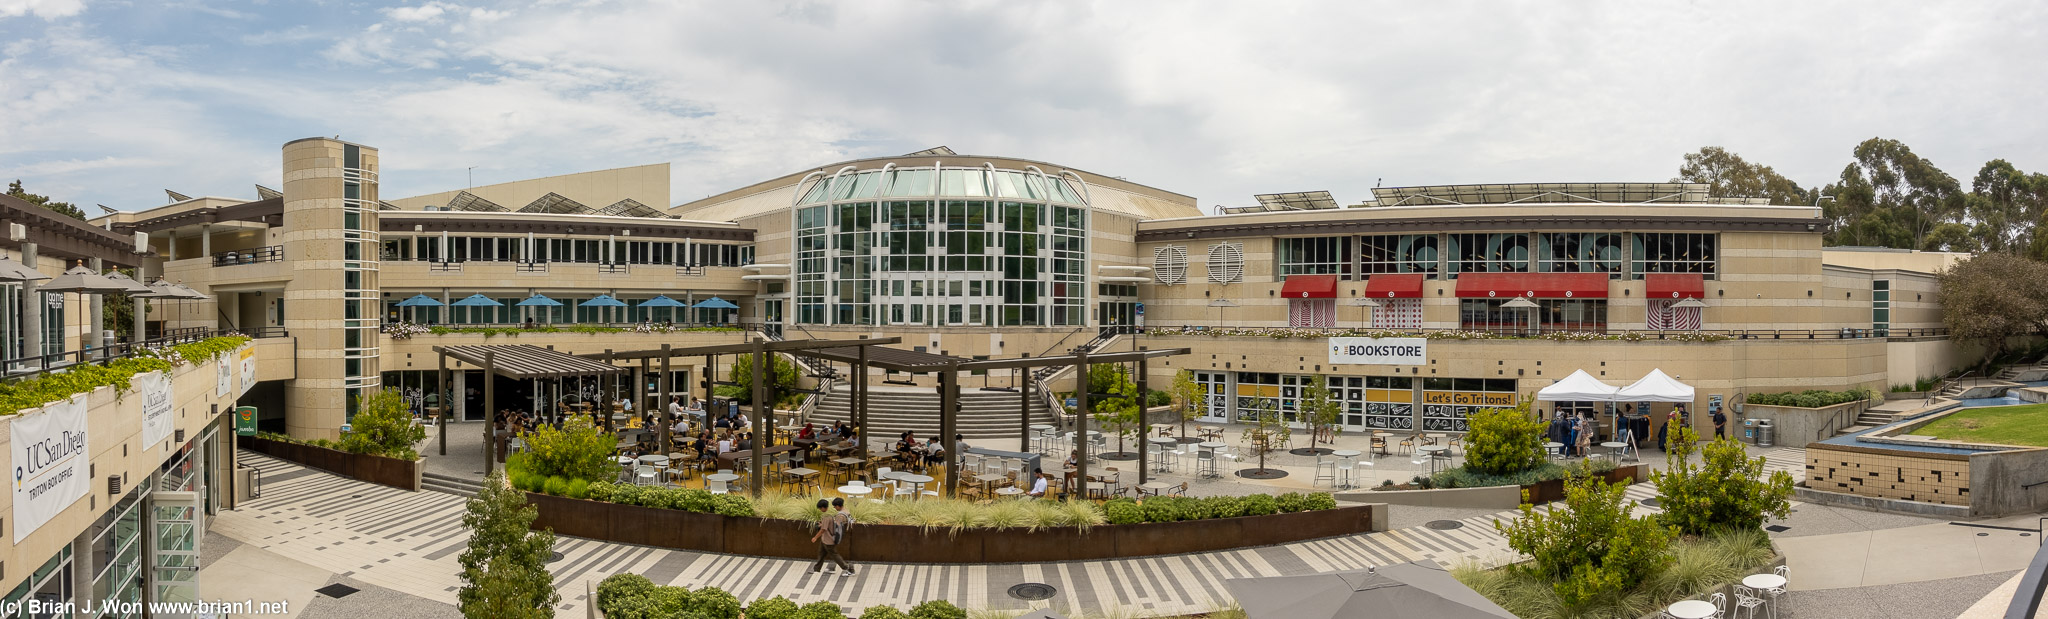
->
[796, 167, 1086, 206]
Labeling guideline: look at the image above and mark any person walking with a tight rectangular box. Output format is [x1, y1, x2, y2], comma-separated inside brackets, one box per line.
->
[1563, 413, 1580, 457]
[1711, 406, 1728, 440]
[1577, 411, 1597, 458]
[809, 499, 855, 576]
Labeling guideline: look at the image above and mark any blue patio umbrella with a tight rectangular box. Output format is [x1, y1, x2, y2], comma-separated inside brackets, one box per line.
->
[637, 295, 687, 308]
[579, 294, 628, 307]
[394, 294, 443, 307]
[451, 294, 503, 306]
[691, 296, 739, 309]
[515, 294, 563, 307]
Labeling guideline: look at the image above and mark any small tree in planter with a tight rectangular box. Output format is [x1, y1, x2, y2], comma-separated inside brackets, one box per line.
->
[340, 387, 426, 460]
[1464, 400, 1545, 476]
[1494, 474, 1673, 608]
[1169, 369, 1206, 439]
[1297, 378, 1343, 455]
[458, 474, 558, 618]
[1651, 425, 1796, 535]
[1087, 364, 1143, 456]
[1238, 398, 1290, 475]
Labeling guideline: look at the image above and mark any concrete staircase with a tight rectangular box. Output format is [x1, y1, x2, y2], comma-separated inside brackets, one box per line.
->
[1840, 407, 1899, 433]
[422, 472, 483, 497]
[809, 384, 1053, 440]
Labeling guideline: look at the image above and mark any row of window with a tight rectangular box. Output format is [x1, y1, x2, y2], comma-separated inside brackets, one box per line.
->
[379, 236, 751, 267]
[1287, 297, 1713, 333]
[796, 201, 1087, 326]
[1275, 232, 1717, 279]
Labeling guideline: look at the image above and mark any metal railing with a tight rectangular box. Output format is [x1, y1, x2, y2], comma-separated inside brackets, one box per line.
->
[1143, 324, 1952, 340]
[676, 265, 705, 276]
[2, 327, 286, 377]
[2006, 534, 2048, 618]
[597, 264, 628, 274]
[427, 261, 463, 272]
[515, 262, 548, 273]
[212, 246, 282, 267]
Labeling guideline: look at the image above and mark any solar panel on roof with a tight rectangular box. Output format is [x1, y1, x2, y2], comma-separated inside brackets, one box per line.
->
[600, 198, 671, 218]
[518, 192, 592, 215]
[1252, 190, 1339, 211]
[446, 191, 509, 212]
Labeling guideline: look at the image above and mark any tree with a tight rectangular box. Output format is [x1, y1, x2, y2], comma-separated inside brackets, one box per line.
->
[1494, 475, 1674, 607]
[5, 180, 87, 221]
[1298, 378, 1343, 453]
[340, 388, 426, 460]
[1168, 369, 1205, 438]
[1085, 363, 1142, 455]
[1968, 159, 2048, 256]
[1238, 397, 1289, 474]
[1673, 146, 1812, 206]
[458, 474, 558, 618]
[1464, 399, 1545, 476]
[519, 416, 615, 482]
[1650, 426, 1796, 535]
[1824, 138, 1966, 250]
[717, 353, 799, 407]
[1939, 253, 2048, 373]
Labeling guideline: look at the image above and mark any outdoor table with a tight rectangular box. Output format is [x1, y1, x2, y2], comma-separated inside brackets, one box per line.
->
[1417, 445, 1449, 475]
[1137, 481, 1174, 497]
[638, 455, 670, 467]
[1743, 573, 1786, 617]
[784, 467, 819, 492]
[1600, 441, 1628, 463]
[1665, 600, 1716, 619]
[973, 473, 1007, 494]
[896, 473, 934, 498]
[1029, 424, 1053, 432]
[1331, 450, 1364, 488]
[1199, 441, 1225, 450]
[838, 485, 873, 497]
[995, 487, 1024, 497]
[707, 472, 740, 483]
[1542, 441, 1564, 458]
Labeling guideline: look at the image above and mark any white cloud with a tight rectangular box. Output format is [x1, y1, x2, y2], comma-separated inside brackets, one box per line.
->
[0, 0, 84, 19]
[382, 2, 455, 23]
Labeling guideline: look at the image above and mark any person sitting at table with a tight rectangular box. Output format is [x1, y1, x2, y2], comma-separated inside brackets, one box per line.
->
[671, 416, 690, 435]
[895, 435, 921, 471]
[735, 432, 755, 453]
[1027, 468, 1048, 499]
[798, 423, 817, 440]
[1065, 449, 1079, 469]
[734, 411, 751, 429]
[836, 422, 855, 439]
[716, 433, 735, 454]
[920, 438, 946, 470]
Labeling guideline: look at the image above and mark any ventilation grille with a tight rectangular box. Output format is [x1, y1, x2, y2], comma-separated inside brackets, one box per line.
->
[1152, 245, 1188, 285]
[1207, 243, 1244, 283]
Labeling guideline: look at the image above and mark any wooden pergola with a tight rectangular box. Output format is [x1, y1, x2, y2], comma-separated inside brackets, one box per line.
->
[432, 344, 629, 476]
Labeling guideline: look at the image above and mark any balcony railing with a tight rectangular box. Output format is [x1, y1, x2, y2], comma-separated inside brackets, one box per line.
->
[597, 264, 628, 274]
[1140, 325, 1953, 341]
[515, 262, 548, 273]
[212, 246, 283, 267]
[428, 261, 463, 272]
[677, 265, 705, 276]
[2, 327, 288, 377]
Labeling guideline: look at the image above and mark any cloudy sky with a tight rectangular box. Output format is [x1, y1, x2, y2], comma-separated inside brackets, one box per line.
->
[2, 0, 2043, 213]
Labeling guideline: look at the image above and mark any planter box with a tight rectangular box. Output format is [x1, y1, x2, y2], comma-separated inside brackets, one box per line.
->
[238, 436, 422, 492]
[1742, 400, 1870, 446]
[523, 493, 1379, 563]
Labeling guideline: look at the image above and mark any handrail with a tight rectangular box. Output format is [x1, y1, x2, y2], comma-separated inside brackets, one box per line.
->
[1143, 324, 1954, 340]
[2, 327, 279, 377]
[2007, 532, 2048, 618]
[212, 245, 282, 267]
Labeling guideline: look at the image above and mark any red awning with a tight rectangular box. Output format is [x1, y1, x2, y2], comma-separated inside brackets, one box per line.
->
[1454, 273, 1610, 299]
[1645, 273, 1706, 300]
[1280, 274, 1339, 299]
[1363, 274, 1426, 298]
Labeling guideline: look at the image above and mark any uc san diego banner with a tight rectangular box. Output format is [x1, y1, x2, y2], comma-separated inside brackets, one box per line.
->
[237, 346, 256, 397]
[1328, 337, 1429, 366]
[12, 396, 91, 542]
[215, 355, 231, 397]
[137, 371, 175, 447]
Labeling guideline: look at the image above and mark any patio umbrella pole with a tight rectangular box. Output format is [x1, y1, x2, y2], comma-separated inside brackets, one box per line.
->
[750, 339, 766, 497]
[1074, 350, 1089, 501]
[437, 353, 448, 455]
[659, 344, 673, 456]
[1138, 352, 1149, 485]
[483, 351, 497, 477]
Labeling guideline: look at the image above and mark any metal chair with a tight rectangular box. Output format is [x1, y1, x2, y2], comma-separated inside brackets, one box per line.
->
[635, 465, 658, 486]
[1708, 592, 1727, 619]
[1334, 456, 1357, 490]
[1312, 455, 1337, 488]
[1764, 566, 1788, 619]
[1731, 585, 1766, 619]
[708, 479, 729, 494]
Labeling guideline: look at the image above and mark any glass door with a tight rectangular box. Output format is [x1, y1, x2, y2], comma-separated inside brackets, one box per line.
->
[149, 491, 202, 618]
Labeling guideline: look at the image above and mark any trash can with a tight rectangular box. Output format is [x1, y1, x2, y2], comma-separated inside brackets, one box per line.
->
[1743, 418, 1758, 444]
[1757, 419, 1775, 448]
[234, 466, 259, 504]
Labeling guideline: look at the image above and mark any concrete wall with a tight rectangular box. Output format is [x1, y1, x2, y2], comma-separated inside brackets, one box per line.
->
[1742, 400, 1869, 448]
[1806, 444, 1971, 506]
[1970, 447, 2048, 517]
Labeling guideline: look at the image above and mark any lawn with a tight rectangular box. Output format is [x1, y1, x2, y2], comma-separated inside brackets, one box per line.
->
[1911, 403, 2048, 446]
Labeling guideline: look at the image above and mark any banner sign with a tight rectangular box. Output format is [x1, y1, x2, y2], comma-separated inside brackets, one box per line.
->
[235, 406, 258, 436]
[215, 355, 231, 398]
[137, 371, 175, 447]
[237, 346, 256, 397]
[12, 397, 91, 542]
[1327, 337, 1428, 366]
[1423, 391, 1516, 407]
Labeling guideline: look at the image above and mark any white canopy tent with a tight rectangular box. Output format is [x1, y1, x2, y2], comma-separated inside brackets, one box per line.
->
[1537, 370, 1620, 402]
[1615, 368, 1695, 402]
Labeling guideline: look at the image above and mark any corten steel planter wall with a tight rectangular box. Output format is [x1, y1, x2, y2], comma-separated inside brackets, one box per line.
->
[522, 493, 1378, 563]
[1519, 464, 1647, 506]
[238, 436, 423, 491]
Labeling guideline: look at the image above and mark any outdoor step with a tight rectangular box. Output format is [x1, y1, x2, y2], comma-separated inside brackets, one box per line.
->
[1840, 425, 1874, 433]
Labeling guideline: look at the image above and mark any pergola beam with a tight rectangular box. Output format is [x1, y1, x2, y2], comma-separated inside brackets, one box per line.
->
[583, 337, 902, 361]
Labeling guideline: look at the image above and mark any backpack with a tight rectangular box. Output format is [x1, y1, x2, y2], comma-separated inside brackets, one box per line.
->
[830, 512, 850, 542]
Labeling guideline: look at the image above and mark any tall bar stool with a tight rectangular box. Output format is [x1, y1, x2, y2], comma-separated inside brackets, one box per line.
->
[1312, 455, 1337, 487]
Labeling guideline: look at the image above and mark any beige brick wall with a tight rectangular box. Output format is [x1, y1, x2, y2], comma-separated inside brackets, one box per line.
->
[1807, 446, 1970, 506]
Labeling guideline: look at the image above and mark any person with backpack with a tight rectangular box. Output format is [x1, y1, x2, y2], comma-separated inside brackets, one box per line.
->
[809, 499, 854, 577]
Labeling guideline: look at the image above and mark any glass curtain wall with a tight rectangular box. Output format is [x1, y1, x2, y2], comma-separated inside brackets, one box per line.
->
[794, 166, 1088, 327]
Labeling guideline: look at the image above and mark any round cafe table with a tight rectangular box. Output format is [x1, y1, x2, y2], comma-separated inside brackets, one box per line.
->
[1029, 424, 1054, 432]
[1600, 441, 1629, 463]
[1542, 441, 1564, 458]
[895, 474, 934, 497]
[638, 455, 670, 467]
[1742, 573, 1786, 590]
[706, 473, 740, 483]
[1147, 436, 1177, 445]
[994, 486, 1024, 497]
[837, 485, 873, 497]
[1665, 600, 1717, 619]
[1199, 441, 1226, 450]
[1417, 445, 1449, 474]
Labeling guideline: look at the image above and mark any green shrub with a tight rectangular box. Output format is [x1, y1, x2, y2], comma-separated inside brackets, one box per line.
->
[1495, 475, 1673, 607]
[654, 586, 693, 616]
[907, 600, 965, 619]
[0, 356, 173, 416]
[796, 600, 847, 619]
[609, 484, 645, 506]
[1303, 492, 1338, 511]
[1464, 403, 1545, 475]
[744, 596, 799, 619]
[858, 606, 909, 619]
[1240, 494, 1278, 516]
[1103, 498, 1143, 524]
[587, 481, 617, 502]
[688, 587, 741, 619]
[1204, 495, 1245, 519]
[596, 574, 658, 619]
[543, 475, 568, 497]
[339, 388, 426, 460]
[520, 416, 614, 482]
[1275, 492, 1308, 513]
[1651, 426, 1796, 535]
[1145, 389, 1172, 407]
[1431, 462, 1575, 489]
[1746, 389, 1876, 408]
[566, 478, 591, 500]
[711, 494, 755, 517]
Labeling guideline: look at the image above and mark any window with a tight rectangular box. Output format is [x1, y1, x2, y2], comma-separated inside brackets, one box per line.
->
[1288, 298, 1335, 328]
[1647, 299, 1702, 330]
[1360, 376, 1414, 430]
[1371, 298, 1423, 329]
[1459, 299, 1608, 333]
[1538, 233, 1623, 278]
[1631, 233, 1717, 279]
[1419, 378, 1517, 432]
[1447, 233, 1529, 277]
[1360, 234, 1439, 276]
[1873, 279, 1890, 335]
[1277, 237, 1350, 279]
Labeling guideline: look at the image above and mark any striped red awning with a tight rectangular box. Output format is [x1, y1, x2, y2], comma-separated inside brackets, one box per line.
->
[1645, 273, 1706, 300]
[1363, 274, 1426, 298]
[1280, 274, 1339, 299]
[1454, 273, 1609, 299]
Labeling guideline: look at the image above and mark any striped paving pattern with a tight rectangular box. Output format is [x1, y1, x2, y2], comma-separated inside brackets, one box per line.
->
[216, 447, 1807, 616]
